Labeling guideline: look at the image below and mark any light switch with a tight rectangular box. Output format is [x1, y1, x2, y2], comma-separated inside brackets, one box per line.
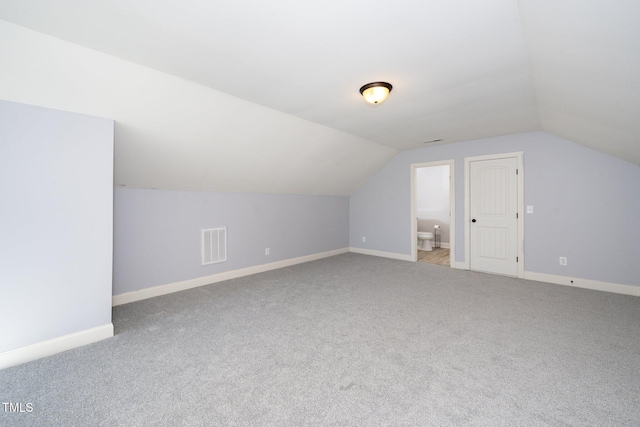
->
[526, 205, 534, 214]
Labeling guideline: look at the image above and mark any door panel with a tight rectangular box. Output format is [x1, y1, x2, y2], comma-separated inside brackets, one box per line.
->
[470, 157, 518, 276]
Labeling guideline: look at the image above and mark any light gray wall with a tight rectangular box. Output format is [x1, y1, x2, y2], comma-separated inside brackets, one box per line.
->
[350, 131, 640, 287]
[113, 189, 349, 295]
[0, 100, 113, 353]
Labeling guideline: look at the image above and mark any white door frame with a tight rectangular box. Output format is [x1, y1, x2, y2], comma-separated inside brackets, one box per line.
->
[464, 151, 524, 278]
[410, 160, 455, 265]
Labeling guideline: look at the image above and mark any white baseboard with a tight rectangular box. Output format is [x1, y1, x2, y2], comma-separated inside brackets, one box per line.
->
[524, 271, 640, 297]
[452, 261, 468, 270]
[348, 247, 413, 262]
[0, 323, 114, 370]
[440, 243, 451, 249]
[113, 247, 350, 306]
[112, 247, 638, 309]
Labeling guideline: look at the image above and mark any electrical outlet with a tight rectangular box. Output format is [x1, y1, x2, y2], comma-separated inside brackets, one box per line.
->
[559, 257, 567, 266]
[526, 205, 534, 213]
[362, 236, 366, 243]
[265, 248, 270, 256]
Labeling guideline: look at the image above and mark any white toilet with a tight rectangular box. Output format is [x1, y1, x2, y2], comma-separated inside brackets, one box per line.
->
[417, 231, 434, 251]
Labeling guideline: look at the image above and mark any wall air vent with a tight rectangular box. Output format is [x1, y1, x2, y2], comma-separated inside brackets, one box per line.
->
[201, 227, 227, 265]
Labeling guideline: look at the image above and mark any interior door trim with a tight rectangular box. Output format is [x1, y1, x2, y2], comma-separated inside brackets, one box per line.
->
[464, 151, 524, 278]
[410, 159, 455, 265]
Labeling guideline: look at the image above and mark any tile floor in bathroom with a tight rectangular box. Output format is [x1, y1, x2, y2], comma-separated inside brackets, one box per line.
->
[417, 248, 450, 266]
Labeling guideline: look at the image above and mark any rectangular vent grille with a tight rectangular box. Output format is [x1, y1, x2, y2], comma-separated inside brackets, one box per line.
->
[201, 227, 227, 265]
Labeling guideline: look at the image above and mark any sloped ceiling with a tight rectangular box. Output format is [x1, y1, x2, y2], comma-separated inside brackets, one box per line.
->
[0, 0, 638, 194]
[518, 1, 640, 165]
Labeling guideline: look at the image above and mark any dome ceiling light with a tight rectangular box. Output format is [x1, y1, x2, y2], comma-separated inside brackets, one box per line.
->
[359, 82, 393, 105]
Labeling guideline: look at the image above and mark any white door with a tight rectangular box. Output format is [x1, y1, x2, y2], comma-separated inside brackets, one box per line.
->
[469, 157, 518, 276]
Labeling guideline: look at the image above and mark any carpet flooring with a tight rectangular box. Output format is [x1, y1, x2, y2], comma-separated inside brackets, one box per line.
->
[1, 253, 639, 426]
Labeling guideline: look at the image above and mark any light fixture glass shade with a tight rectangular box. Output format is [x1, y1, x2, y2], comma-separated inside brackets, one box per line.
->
[360, 82, 393, 104]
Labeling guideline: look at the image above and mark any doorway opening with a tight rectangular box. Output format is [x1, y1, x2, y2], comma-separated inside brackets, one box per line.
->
[410, 160, 455, 266]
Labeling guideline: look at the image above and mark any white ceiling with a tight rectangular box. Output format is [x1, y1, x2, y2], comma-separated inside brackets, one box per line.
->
[0, 0, 638, 169]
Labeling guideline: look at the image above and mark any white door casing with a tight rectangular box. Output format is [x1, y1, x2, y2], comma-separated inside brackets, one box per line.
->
[410, 160, 455, 265]
[465, 152, 524, 277]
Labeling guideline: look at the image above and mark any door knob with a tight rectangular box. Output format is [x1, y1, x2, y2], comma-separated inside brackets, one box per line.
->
[471, 219, 476, 223]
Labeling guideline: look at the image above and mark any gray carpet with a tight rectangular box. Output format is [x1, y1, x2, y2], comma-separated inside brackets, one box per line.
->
[1, 253, 639, 426]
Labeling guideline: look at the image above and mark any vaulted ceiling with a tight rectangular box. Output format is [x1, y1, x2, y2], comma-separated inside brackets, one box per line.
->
[0, 0, 638, 194]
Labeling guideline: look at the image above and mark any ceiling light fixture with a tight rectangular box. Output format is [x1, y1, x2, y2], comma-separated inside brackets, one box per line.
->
[359, 82, 393, 105]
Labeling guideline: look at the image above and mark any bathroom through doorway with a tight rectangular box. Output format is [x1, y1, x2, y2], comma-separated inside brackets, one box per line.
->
[410, 160, 455, 267]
